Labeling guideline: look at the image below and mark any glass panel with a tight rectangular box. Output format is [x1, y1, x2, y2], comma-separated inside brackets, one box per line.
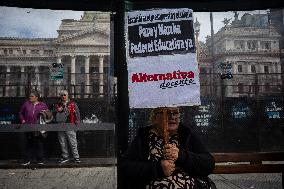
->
[128, 9, 284, 154]
[0, 7, 115, 187]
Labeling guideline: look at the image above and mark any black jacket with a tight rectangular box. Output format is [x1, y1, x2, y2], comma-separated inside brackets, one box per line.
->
[119, 124, 215, 189]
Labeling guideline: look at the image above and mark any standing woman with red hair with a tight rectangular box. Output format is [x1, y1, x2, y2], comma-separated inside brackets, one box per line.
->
[55, 90, 81, 164]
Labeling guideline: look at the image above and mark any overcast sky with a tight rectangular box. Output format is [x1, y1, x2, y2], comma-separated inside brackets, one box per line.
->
[0, 6, 83, 38]
[0, 6, 268, 41]
[195, 10, 268, 42]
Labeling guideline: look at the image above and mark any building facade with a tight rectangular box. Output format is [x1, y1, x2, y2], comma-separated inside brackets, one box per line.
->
[0, 11, 111, 98]
[198, 11, 283, 97]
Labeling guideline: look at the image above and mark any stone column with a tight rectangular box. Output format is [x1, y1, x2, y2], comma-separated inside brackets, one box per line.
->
[57, 56, 62, 66]
[232, 63, 237, 74]
[85, 55, 90, 97]
[71, 55, 76, 97]
[244, 41, 248, 51]
[226, 80, 233, 97]
[257, 41, 261, 51]
[259, 64, 264, 73]
[243, 62, 247, 74]
[5, 66, 10, 97]
[249, 63, 253, 74]
[99, 55, 104, 97]
[56, 57, 62, 95]
[276, 62, 281, 80]
[21, 67, 25, 96]
[35, 66, 41, 87]
[270, 63, 274, 73]
[276, 62, 281, 73]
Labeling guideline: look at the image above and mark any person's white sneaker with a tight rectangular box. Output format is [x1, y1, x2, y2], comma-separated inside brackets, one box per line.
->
[58, 158, 69, 164]
[21, 161, 31, 166]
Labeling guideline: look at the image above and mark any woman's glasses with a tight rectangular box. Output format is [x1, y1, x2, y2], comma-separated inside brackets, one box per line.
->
[155, 110, 180, 117]
[60, 94, 67, 97]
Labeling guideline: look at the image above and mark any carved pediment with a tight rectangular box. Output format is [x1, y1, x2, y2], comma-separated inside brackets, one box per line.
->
[54, 29, 109, 46]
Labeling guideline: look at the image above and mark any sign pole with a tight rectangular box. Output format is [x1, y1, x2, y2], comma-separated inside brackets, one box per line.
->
[163, 109, 169, 144]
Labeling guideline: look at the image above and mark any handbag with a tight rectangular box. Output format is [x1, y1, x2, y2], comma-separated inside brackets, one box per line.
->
[39, 110, 54, 138]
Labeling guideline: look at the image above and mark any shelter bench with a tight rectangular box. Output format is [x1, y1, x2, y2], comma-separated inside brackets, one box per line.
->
[212, 152, 284, 188]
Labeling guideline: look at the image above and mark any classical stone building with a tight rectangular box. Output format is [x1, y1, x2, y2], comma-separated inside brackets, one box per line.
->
[0, 11, 111, 98]
[198, 11, 283, 97]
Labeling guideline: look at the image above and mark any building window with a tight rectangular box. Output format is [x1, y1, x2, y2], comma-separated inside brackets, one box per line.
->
[16, 85, 21, 96]
[90, 67, 99, 73]
[9, 49, 13, 54]
[265, 83, 270, 92]
[251, 65, 256, 73]
[238, 83, 244, 93]
[247, 41, 257, 50]
[238, 65, 243, 73]
[264, 66, 269, 73]
[251, 83, 255, 94]
[234, 40, 245, 50]
[23, 50, 26, 54]
[4, 49, 8, 55]
[261, 41, 271, 49]
[17, 71, 21, 79]
[80, 67, 85, 74]
[103, 67, 108, 74]
[44, 50, 53, 55]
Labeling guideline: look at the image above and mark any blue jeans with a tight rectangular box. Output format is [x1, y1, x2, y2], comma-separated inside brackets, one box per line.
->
[57, 131, 79, 159]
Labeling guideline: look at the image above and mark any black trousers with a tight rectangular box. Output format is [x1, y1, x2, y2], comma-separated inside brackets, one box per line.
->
[24, 132, 45, 161]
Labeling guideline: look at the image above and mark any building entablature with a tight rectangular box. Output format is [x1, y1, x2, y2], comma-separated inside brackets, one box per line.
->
[0, 53, 56, 58]
[59, 19, 94, 30]
[213, 28, 280, 43]
[215, 49, 281, 54]
[214, 36, 280, 45]
[214, 51, 281, 59]
[56, 52, 109, 58]
[0, 55, 56, 61]
[215, 54, 280, 62]
[0, 38, 54, 45]
[54, 28, 109, 44]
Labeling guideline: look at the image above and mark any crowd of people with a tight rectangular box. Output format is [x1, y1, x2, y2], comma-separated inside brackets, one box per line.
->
[18, 90, 216, 188]
[19, 90, 81, 165]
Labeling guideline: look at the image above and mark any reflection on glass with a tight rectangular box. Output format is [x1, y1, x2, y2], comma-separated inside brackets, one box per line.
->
[0, 7, 114, 99]
[195, 10, 282, 98]
[0, 7, 116, 187]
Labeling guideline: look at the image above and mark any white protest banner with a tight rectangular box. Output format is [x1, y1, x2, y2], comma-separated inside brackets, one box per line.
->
[126, 8, 200, 108]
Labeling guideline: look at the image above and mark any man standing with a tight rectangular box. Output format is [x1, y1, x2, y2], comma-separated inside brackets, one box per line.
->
[55, 90, 81, 163]
[19, 90, 48, 165]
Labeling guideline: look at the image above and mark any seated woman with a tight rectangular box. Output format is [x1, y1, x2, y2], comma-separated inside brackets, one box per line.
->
[120, 107, 215, 189]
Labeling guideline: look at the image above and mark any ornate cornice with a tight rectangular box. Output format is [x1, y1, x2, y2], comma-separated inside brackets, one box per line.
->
[0, 56, 56, 61]
[54, 27, 109, 44]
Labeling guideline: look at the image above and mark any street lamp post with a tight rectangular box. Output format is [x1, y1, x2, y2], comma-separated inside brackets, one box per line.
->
[194, 18, 201, 63]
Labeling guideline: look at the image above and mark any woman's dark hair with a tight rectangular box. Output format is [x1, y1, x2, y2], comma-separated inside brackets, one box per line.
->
[30, 90, 40, 98]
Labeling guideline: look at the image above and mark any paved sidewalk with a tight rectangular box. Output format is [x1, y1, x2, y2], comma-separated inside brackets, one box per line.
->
[0, 167, 116, 189]
[210, 173, 282, 189]
[0, 167, 282, 189]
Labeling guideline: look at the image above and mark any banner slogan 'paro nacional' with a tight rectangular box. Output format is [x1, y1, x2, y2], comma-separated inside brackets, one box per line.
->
[126, 8, 200, 108]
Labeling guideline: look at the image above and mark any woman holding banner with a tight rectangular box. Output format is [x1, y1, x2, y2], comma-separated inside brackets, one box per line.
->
[120, 107, 215, 189]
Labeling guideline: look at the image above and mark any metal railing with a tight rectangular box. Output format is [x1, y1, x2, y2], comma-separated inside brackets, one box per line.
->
[0, 71, 116, 99]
